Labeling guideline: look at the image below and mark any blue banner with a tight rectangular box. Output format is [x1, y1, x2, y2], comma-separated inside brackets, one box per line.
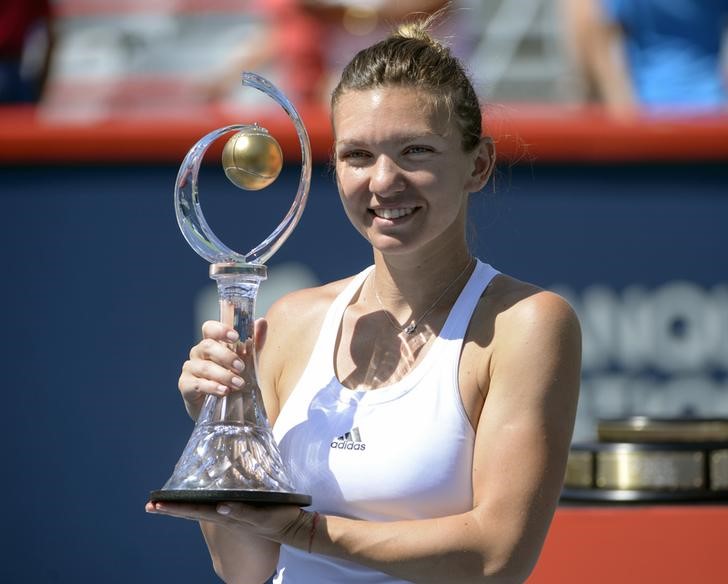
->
[2, 160, 726, 582]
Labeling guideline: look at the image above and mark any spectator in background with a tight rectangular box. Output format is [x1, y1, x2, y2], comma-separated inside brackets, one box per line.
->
[561, 0, 728, 118]
[0, 0, 55, 103]
[203, 0, 327, 106]
[305, 1, 455, 93]
[203, 0, 455, 108]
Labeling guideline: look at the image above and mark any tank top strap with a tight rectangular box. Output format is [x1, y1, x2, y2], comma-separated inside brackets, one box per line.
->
[420, 260, 499, 406]
[438, 259, 500, 343]
[306, 265, 375, 377]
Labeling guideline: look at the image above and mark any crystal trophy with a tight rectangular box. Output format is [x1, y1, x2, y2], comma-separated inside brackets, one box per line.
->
[150, 73, 311, 505]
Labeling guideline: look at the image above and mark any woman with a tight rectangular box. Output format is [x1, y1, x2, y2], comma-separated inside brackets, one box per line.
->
[147, 15, 581, 584]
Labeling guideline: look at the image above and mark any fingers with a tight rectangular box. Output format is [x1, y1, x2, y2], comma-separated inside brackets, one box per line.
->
[199, 320, 240, 344]
[146, 500, 308, 544]
[146, 501, 257, 527]
[146, 501, 221, 523]
[180, 323, 245, 402]
[179, 370, 237, 401]
[180, 349, 244, 396]
[216, 502, 253, 520]
[179, 319, 264, 407]
[198, 319, 266, 355]
[190, 336, 242, 369]
[214, 502, 305, 540]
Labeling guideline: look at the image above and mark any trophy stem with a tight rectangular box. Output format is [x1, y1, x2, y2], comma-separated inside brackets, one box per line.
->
[151, 262, 310, 504]
[198, 262, 269, 429]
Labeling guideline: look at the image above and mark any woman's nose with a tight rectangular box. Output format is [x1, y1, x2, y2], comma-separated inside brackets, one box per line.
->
[368, 154, 405, 196]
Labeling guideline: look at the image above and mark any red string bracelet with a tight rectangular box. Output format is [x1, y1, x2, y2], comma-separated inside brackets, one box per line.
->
[307, 511, 320, 553]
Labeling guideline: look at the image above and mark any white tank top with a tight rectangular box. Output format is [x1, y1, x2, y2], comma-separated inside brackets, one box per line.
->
[272, 260, 499, 584]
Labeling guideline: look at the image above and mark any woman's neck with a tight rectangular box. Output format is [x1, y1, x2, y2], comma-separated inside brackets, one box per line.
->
[370, 245, 475, 317]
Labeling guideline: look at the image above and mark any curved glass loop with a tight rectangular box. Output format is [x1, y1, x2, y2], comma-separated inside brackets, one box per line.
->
[174, 72, 312, 265]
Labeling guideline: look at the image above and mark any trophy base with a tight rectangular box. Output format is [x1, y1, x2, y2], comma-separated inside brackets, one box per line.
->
[598, 417, 728, 443]
[149, 489, 311, 506]
[149, 489, 311, 507]
[561, 487, 728, 504]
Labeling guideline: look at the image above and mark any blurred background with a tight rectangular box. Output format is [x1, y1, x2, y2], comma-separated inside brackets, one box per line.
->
[2, 0, 727, 582]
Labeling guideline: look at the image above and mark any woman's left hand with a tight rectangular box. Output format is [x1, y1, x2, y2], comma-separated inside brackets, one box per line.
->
[145, 500, 311, 544]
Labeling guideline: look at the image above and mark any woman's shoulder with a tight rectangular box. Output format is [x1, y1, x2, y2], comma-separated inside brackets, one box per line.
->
[263, 272, 363, 336]
[478, 273, 580, 341]
[259, 272, 365, 405]
[466, 272, 581, 402]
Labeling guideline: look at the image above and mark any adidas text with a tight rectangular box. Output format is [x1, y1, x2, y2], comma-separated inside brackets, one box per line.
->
[330, 440, 366, 451]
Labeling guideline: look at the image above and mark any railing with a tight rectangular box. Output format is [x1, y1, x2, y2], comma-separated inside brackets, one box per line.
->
[2, 104, 728, 164]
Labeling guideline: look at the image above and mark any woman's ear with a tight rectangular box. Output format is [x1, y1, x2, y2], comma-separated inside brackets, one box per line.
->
[465, 136, 496, 193]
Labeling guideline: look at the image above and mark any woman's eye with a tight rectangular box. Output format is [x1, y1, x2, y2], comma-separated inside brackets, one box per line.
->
[404, 145, 433, 155]
[340, 150, 370, 161]
[338, 151, 374, 168]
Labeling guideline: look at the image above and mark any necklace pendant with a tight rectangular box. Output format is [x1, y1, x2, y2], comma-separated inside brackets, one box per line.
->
[403, 322, 417, 335]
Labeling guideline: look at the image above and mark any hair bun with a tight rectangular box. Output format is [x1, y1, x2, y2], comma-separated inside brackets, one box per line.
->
[395, 21, 430, 42]
[394, 13, 449, 54]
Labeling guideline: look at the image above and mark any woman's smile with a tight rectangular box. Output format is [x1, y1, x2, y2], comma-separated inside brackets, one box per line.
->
[369, 206, 419, 222]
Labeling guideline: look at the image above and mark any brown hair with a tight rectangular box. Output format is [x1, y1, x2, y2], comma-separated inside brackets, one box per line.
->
[331, 15, 482, 152]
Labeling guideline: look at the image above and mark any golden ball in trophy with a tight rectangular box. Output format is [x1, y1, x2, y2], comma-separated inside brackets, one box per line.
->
[221, 128, 283, 190]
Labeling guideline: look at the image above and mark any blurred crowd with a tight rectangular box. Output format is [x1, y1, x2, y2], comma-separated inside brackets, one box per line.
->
[0, 0, 54, 103]
[2, 0, 727, 118]
[561, 0, 728, 118]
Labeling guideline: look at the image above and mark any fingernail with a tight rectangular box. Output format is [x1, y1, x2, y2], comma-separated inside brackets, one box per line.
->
[218, 504, 231, 515]
[232, 360, 244, 372]
[231, 376, 243, 387]
[217, 385, 229, 396]
[227, 331, 239, 341]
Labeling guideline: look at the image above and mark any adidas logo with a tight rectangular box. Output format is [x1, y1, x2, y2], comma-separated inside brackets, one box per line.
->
[330, 426, 366, 451]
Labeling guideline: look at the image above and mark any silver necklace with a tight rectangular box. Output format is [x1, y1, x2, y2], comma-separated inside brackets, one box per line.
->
[373, 257, 475, 335]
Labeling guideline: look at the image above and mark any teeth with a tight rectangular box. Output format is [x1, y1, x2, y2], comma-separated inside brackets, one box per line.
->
[373, 208, 414, 219]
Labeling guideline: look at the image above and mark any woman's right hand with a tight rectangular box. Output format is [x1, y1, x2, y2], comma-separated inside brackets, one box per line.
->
[178, 319, 267, 420]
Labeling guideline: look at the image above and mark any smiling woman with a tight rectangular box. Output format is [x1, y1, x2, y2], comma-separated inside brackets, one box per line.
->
[332, 85, 490, 258]
[149, 10, 581, 584]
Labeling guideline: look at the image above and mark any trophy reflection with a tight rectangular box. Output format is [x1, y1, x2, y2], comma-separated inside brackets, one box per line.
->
[150, 73, 311, 506]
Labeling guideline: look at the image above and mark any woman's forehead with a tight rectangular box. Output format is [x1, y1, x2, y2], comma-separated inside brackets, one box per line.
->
[334, 85, 440, 114]
[332, 86, 451, 139]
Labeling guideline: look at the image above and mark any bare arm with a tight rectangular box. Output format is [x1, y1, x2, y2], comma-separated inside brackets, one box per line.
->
[200, 31, 277, 103]
[561, 0, 637, 117]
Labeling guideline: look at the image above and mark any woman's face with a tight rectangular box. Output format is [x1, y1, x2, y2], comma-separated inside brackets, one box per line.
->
[332, 85, 491, 258]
